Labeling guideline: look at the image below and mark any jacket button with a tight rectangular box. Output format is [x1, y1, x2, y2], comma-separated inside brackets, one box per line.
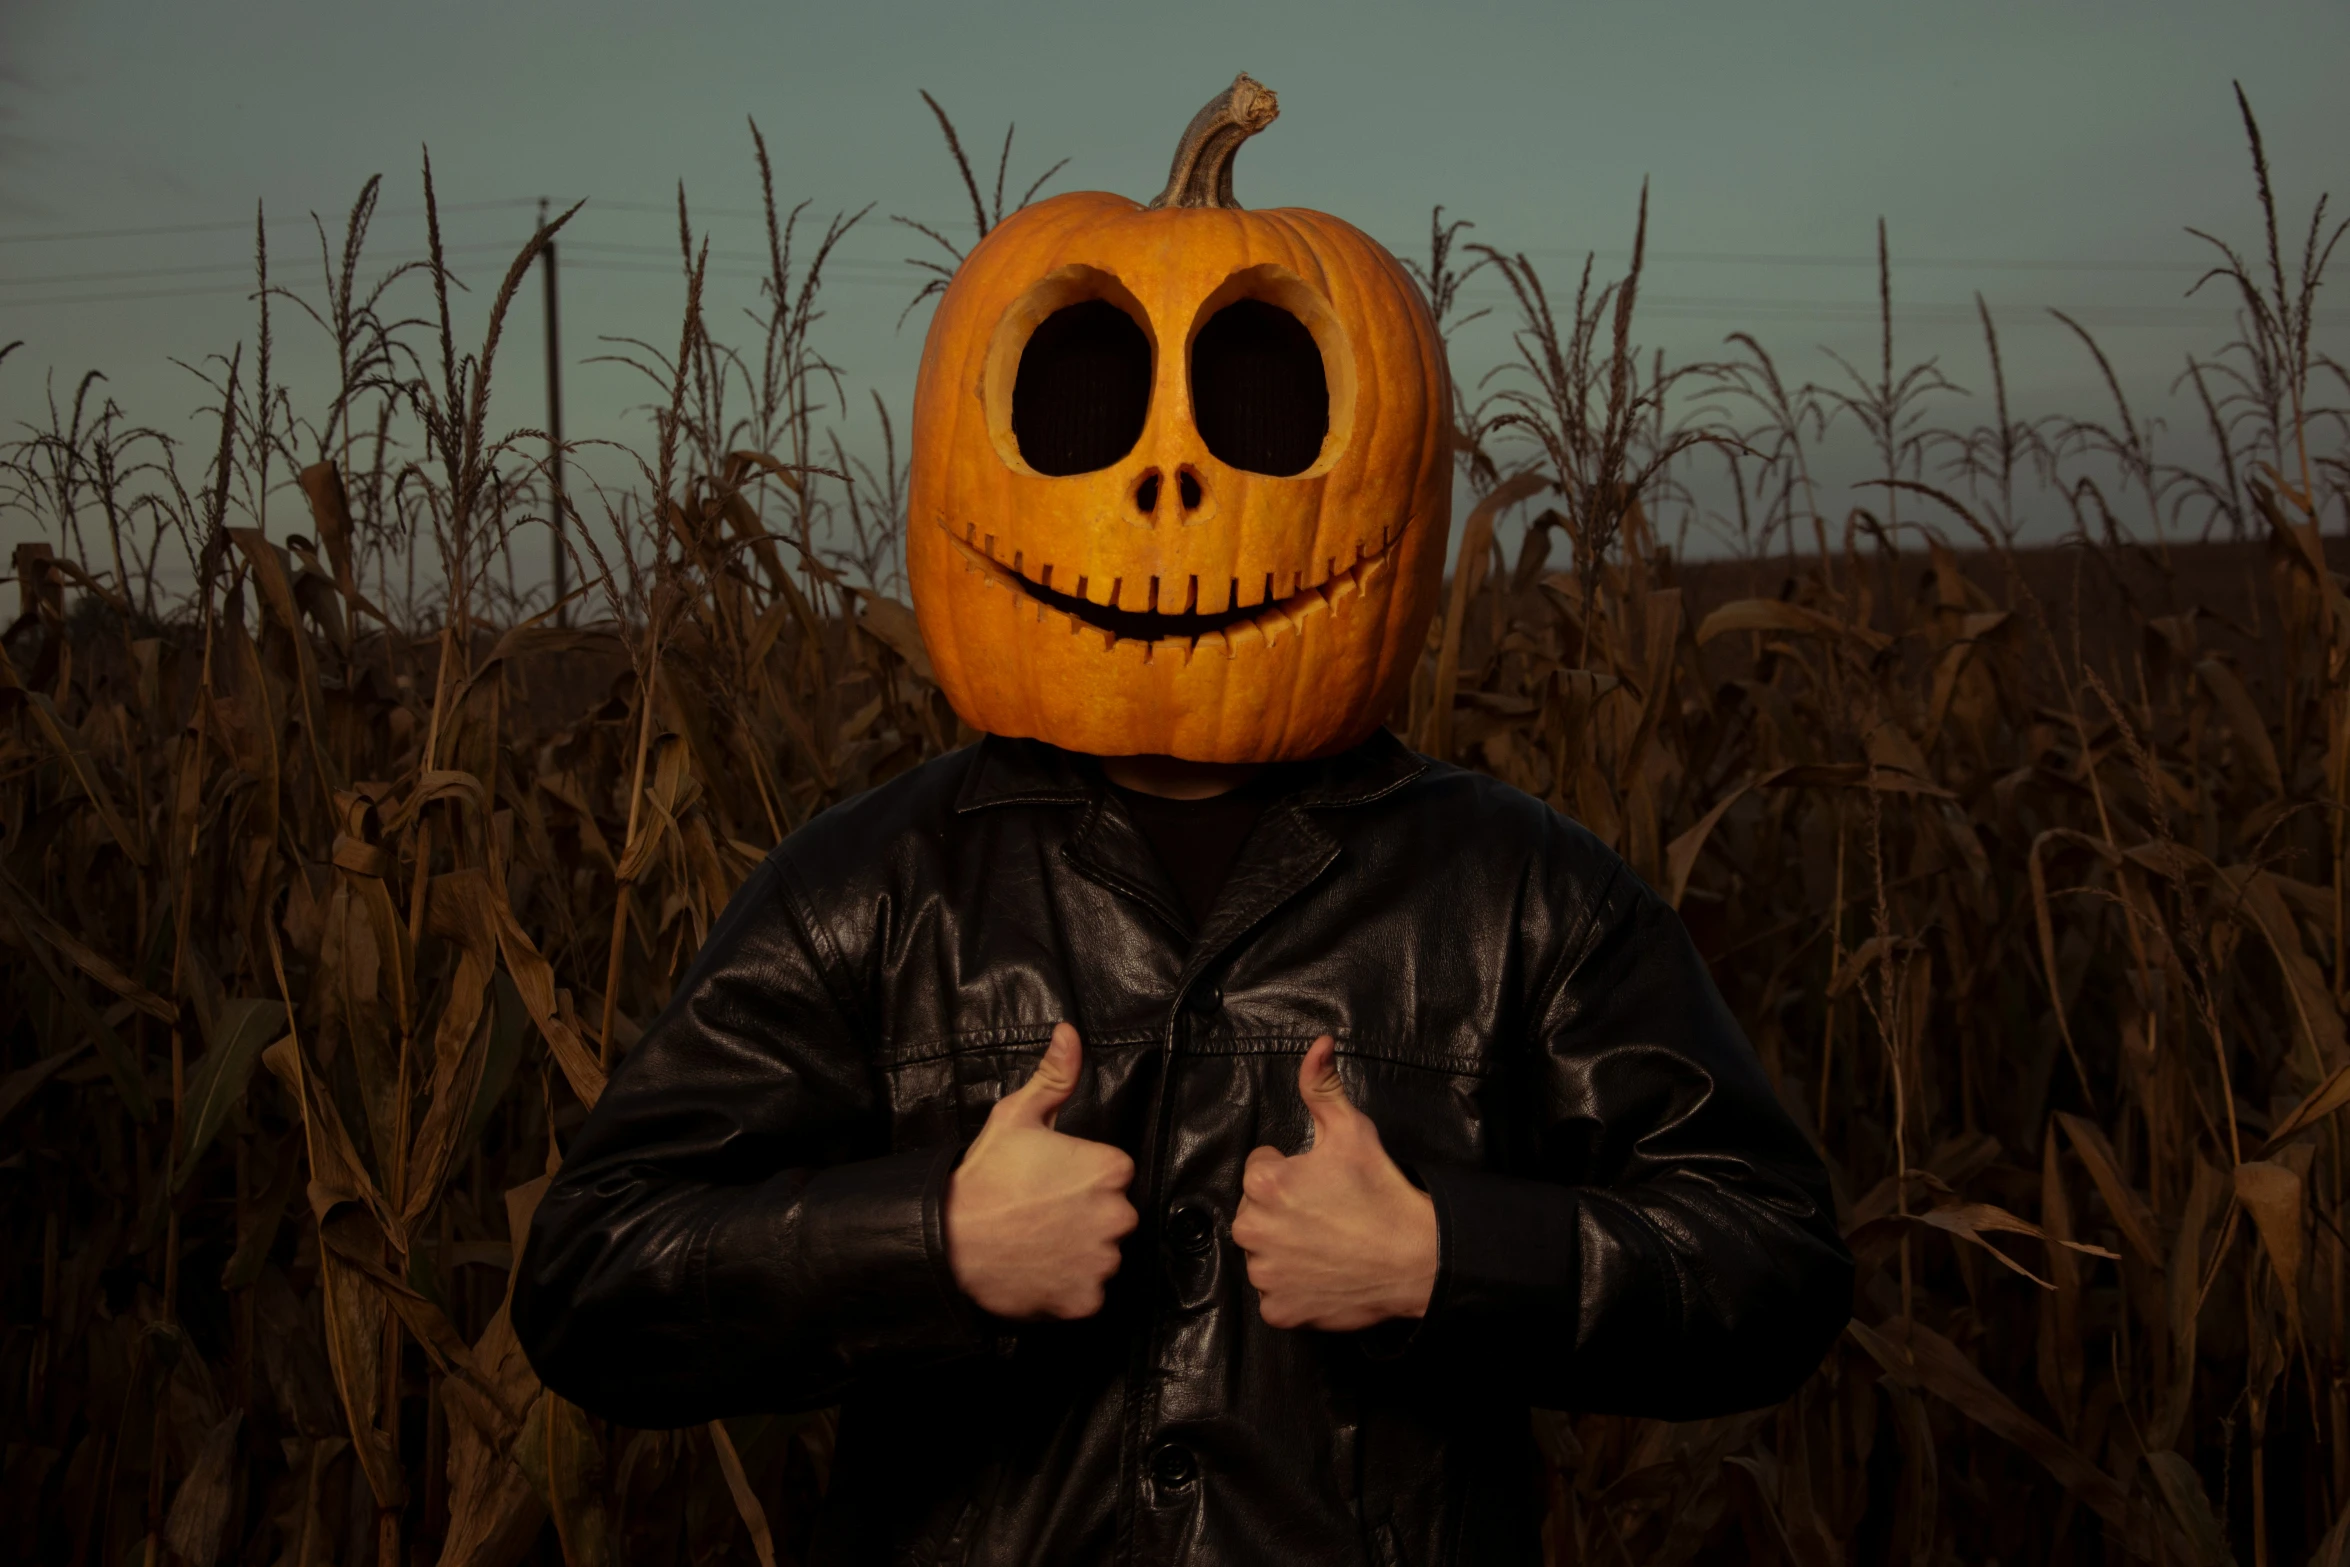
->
[1166, 1204, 1214, 1256]
[1150, 1442, 1198, 1492]
[1185, 983, 1223, 1016]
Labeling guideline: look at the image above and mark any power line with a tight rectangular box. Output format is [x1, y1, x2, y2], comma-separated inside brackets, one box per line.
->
[0, 282, 273, 308]
[2, 200, 2221, 278]
[0, 238, 919, 289]
[0, 267, 926, 310]
[0, 245, 936, 302]
[0, 204, 2302, 325]
[0, 240, 530, 289]
[0, 199, 542, 246]
[1497, 247, 2209, 275]
[3, 242, 2224, 299]
[1, 270, 2297, 328]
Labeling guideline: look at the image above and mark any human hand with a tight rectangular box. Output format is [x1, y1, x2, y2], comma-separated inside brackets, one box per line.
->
[1230, 1036, 1439, 1332]
[945, 1022, 1138, 1319]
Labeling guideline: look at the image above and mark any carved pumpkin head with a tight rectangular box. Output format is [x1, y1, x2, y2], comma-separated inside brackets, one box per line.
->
[907, 75, 1451, 762]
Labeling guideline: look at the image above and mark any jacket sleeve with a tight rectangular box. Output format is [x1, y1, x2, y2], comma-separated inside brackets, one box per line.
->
[1409, 862, 1853, 1418]
[512, 855, 986, 1428]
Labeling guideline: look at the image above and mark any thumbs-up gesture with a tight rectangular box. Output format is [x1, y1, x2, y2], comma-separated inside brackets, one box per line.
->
[1230, 1037, 1439, 1332]
[945, 1022, 1139, 1320]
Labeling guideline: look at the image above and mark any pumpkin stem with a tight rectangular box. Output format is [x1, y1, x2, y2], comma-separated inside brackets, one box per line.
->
[1148, 74, 1279, 211]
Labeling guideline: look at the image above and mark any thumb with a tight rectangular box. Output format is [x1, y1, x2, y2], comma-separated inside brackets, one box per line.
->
[1297, 1035, 1363, 1149]
[1003, 1021, 1083, 1129]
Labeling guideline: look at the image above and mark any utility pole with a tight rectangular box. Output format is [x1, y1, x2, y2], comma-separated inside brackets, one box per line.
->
[540, 198, 568, 626]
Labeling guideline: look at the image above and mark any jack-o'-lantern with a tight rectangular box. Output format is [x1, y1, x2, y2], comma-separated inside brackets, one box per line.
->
[907, 74, 1452, 761]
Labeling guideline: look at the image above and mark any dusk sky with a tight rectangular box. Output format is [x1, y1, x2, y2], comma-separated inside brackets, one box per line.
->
[3, 0, 2344, 569]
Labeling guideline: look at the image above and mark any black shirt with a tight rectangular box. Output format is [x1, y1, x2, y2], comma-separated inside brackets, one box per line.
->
[1107, 772, 1283, 930]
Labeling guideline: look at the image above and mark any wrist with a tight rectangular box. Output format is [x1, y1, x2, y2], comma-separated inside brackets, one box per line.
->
[942, 1164, 981, 1295]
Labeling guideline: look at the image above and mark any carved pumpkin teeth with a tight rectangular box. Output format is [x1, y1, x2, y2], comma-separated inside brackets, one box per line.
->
[938, 520, 1402, 654]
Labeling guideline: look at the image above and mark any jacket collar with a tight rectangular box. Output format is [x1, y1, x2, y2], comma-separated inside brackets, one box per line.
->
[954, 727, 1428, 964]
[951, 726, 1428, 815]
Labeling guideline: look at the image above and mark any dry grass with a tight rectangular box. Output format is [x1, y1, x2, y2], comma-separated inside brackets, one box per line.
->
[4, 90, 2349, 1566]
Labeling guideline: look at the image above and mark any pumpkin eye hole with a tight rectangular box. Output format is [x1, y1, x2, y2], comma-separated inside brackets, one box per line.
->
[1189, 298, 1329, 477]
[1011, 300, 1153, 476]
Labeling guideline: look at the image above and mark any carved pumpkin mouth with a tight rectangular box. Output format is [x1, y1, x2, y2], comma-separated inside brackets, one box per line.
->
[939, 519, 1406, 658]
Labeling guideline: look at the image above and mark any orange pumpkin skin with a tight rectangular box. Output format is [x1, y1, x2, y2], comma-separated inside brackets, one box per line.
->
[907, 171, 1452, 762]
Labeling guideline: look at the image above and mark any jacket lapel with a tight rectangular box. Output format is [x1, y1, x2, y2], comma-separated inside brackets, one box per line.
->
[1173, 800, 1341, 985]
[1179, 731, 1428, 977]
[960, 727, 1431, 971]
[1060, 792, 1194, 940]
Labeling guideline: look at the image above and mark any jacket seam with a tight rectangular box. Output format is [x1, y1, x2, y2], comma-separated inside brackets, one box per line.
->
[955, 789, 1093, 812]
[1526, 854, 1628, 1029]
[1181, 1037, 1496, 1077]
[1586, 1185, 1690, 1335]
[1293, 751, 1430, 810]
[878, 1029, 1160, 1068]
[768, 849, 878, 1052]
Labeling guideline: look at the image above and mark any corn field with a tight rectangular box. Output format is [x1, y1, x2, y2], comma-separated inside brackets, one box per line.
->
[3, 91, 2349, 1566]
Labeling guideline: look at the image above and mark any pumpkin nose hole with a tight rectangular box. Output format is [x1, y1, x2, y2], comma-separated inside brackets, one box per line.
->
[1133, 469, 1163, 516]
[1177, 467, 1205, 511]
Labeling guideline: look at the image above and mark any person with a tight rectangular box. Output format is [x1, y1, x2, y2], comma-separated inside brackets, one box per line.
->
[515, 76, 1851, 1567]
[513, 733, 1852, 1566]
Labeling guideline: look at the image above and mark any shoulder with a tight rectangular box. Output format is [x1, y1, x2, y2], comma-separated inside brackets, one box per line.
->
[1327, 752, 1647, 984]
[765, 743, 989, 903]
[1345, 753, 1631, 893]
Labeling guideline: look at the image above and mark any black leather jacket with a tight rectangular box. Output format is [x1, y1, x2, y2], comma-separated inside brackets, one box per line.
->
[515, 731, 1852, 1567]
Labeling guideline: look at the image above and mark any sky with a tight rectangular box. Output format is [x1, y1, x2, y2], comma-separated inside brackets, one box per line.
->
[2, 0, 2345, 583]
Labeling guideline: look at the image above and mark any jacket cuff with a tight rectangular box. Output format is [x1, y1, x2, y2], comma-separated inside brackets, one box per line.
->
[1388, 1160, 1582, 1361]
[701, 1142, 990, 1384]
